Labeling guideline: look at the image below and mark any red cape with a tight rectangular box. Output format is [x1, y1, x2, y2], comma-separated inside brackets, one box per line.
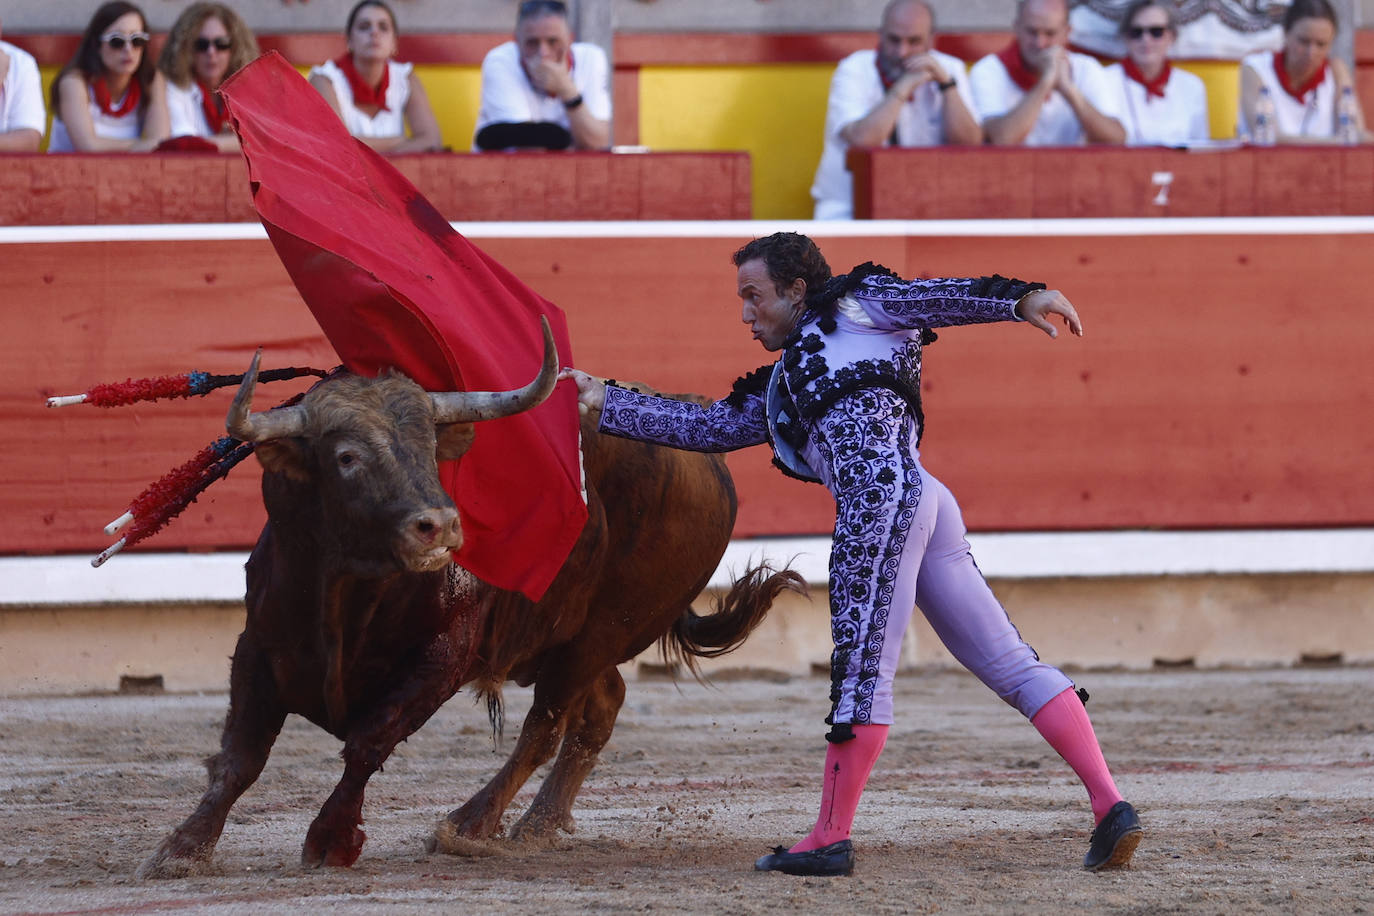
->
[219, 52, 586, 601]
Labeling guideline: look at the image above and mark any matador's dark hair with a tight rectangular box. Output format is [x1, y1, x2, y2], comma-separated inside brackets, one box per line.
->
[731, 232, 833, 301]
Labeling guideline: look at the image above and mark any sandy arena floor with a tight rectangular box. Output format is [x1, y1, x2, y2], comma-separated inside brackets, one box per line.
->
[1, 665, 1371, 915]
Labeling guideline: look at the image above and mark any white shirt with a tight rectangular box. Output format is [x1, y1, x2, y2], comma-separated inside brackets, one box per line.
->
[165, 80, 222, 139]
[811, 48, 977, 220]
[0, 40, 45, 136]
[472, 40, 611, 148]
[47, 80, 143, 152]
[1239, 51, 1337, 140]
[969, 50, 1123, 146]
[1105, 63, 1210, 146]
[308, 58, 413, 139]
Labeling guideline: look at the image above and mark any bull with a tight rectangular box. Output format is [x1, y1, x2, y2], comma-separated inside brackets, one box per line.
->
[138, 322, 800, 877]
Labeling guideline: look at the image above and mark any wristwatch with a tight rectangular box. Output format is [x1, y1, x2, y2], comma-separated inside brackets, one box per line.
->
[563, 94, 584, 110]
[936, 78, 957, 92]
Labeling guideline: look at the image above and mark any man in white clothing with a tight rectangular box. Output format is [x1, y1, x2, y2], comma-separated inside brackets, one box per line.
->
[970, 0, 1126, 146]
[473, 0, 611, 151]
[811, 0, 982, 220]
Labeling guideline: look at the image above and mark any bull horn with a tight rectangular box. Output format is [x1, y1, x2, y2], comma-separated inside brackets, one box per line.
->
[225, 348, 309, 442]
[429, 316, 560, 424]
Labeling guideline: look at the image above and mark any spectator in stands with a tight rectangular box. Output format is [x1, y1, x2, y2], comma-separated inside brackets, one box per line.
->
[0, 15, 45, 151]
[1104, 0, 1211, 145]
[309, 0, 442, 154]
[473, 0, 611, 152]
[970, 0, 1126, 145]
[1238, 0, 1370, 143]
[158, 3, 259, 153]
[810, 0, 982, 220]
[48, 1, 169, 152]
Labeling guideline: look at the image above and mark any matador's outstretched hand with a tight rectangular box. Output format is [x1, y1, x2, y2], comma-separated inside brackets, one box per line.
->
[1016, 289, 1084, 339]
[557, 368, 607, 415]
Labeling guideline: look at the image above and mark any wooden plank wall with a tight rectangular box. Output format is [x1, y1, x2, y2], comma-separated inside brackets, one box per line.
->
[4, 228, 1371, 557]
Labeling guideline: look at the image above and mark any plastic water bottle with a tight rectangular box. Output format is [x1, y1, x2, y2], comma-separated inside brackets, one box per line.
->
[1252, 86, 1277, 146]
[1337, 86, 1361, 145]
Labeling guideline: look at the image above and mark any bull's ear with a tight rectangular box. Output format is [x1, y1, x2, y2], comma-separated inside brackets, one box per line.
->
[435, 422, 476, 462]
[252, 438, 310, 480]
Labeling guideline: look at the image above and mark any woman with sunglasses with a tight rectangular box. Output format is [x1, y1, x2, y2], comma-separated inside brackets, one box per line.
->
[1103, 0, 1209, 145]
[48, 1, 168, 152]
[308, 0, 441, 154]
[158, 2, 259, 152]
[1238, 0, 1370, 144]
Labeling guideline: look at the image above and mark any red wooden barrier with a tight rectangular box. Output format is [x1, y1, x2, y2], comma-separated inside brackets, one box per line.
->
[848, 146, 1374, 219]
[4, 226, 1372, 558]
[0, 152, 751, 226]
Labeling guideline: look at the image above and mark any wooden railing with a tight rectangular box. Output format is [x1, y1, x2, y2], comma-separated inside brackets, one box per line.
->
[0, 151, 752, 225]
[847, 145, 1374, 219]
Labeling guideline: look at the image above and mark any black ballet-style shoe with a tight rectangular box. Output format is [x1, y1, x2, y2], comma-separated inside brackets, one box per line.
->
[1083, 800, 1143, 871]
[754, 839, 855, 876]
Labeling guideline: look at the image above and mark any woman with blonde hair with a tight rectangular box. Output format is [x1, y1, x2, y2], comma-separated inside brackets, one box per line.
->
[48, 1, 169, 152]
[159, 2, 259, 152]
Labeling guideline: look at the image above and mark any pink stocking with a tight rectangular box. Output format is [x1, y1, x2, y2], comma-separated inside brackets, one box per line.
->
[790, 723, 889, 853]
[1031, 687, 1124, 824]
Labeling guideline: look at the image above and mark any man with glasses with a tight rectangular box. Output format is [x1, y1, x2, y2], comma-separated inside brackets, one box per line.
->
[811, 0, 983, 220]
[970, 0, 1125, 145]
[473, 0, 611, 151]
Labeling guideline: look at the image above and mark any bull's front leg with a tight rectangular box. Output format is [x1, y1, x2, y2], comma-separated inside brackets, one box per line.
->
[138, 639, 286, 879]
[301, 635, 465, 868]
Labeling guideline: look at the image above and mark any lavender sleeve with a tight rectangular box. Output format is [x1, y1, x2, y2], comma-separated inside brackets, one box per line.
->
[851, 273, 1045, 330]
[596, 384, 769, 453]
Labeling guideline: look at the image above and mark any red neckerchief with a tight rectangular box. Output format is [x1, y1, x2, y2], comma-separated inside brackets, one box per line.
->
[335, 54, 389, 110]
[1274, 50, 1326, 104]
[996, 41, 1040, 92]
[91, 75, 141, 117]
[197, 80, 229, 132]
[1123, 57, 1170, 100]
[520, 47, 575, 98]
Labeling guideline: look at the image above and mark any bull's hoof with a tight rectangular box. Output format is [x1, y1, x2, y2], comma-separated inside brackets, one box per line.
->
[436, 803, 503, 843]
[509, 808, 575, 841]
[429, 819, 510, 858]
[301, 824, 366, 869]
[136, 844, 214, 880]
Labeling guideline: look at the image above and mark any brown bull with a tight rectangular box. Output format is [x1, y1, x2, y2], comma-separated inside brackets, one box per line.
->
[138, 325, 800, 877]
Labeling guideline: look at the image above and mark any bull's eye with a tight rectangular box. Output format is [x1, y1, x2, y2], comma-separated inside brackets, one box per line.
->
[337, 451, 359, 469]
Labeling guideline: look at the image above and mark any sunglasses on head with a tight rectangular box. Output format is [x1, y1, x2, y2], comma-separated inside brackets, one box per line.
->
[1128, 25, 1169, 39]
[193, 37, 233, 53]
[101, 31, 150, 50]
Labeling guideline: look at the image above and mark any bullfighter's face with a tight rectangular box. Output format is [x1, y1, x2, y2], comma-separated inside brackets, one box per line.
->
[737, 258, 804, 352]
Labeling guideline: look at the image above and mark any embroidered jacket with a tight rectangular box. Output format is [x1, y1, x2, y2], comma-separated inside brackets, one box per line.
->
[597, 264, 1044, 482]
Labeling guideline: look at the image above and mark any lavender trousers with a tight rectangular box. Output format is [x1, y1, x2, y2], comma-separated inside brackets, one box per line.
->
[810, 390, 1072, 726]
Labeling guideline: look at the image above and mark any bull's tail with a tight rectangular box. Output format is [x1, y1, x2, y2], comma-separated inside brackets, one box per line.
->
[659, 563, 809, 680]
